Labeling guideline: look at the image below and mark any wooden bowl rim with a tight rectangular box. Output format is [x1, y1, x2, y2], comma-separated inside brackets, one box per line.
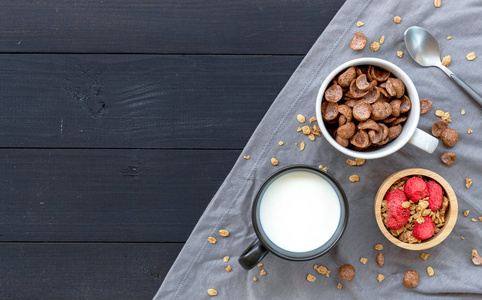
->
[374, 168, 458, 250]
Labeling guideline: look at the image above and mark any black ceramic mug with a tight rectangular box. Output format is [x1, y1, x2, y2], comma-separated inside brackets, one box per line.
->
[238, 165, 348, 270]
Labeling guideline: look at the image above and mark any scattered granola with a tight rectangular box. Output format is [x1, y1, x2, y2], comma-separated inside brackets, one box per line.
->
[394, 16, 402, 23]
[461, 109, 465, 115]
[346, 158, 366, 166]
[435, 110, 452, 122]
[427, 266, 434, 277]
[243, 155, 250, 160]
[464, 210, 470, 217]
[360, 257, 368, 264]
[306, 274, 316, 282]
[356, 21, 364, 27]
[375, 244, 384, 251]
[479, 217, 482, 222]
[271, 158, 279, 166]
[297, 114, 306, 123]
[461, 236, 465, 240]
[318, 165, 328, 172]
[208, 237, 217, 244]
[225, 265, 232, 272]
[434, 0, 441, 8]
[253, 276, 258, 281]
[308, 133, 315, 141]
[467, 52, 477, 61]
[279, 141, 284, 146]
[472, 250, 482, 265]
[370, 41, 380, 52]
[315, 265, 331, 277]
[349, 175, 360, 182]
[441, 55, 451, 67]
[471, 218, 477, 222]
[397, 51, 403, 58]
[223, 256, 229, 263]
[403, 270, 419, 288]
[376, 253, 385, 267]
[296, 127, 302, 132]
[447, 36, 452, 40]
[309, 116, 317, 124]
[379, 35, 385, 45]
[377, 274, 385, 282]
[338, 264, 356, 281]
[207, 289, 218, 296]
[258, 263, 263, 267]
[420, 253, 430, 260]
[337, 283, 342, 289]
[300, 142, 305, 151]
[468, 129, 473, 134]
[219, 229, 229, 237]
[466, 178, 472, 189]
[260, 269, 267, 276]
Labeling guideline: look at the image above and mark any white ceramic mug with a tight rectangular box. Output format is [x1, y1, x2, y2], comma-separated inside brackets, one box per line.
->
[315, 57, 438, 160]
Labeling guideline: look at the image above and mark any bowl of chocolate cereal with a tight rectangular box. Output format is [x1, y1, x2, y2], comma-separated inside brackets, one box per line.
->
[315, 58, 439, 159]
[374, 168, 458, 250]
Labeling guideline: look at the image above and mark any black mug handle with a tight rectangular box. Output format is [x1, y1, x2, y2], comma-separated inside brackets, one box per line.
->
[238, 239, 269, 270]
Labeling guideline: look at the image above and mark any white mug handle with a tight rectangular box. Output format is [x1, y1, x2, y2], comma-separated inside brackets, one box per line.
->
[408, 128, 439, 153]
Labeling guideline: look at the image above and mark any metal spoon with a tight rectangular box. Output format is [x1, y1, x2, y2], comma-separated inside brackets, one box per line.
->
[404, 26, 482, 108]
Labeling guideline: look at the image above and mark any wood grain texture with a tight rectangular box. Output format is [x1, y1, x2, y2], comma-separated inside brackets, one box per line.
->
[0, 0, 345, 54]
[374, 168, 458, 251]
[0, 243, 183, 299]
[0, 54, 300, 149]
[0, 149, 239, 242]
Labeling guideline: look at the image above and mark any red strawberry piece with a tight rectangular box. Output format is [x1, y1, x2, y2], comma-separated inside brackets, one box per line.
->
[404, 177, 428, 202]
[426, 180, 443, 212]
[413, 216, 435, 240]
[386, 189, 410, 230]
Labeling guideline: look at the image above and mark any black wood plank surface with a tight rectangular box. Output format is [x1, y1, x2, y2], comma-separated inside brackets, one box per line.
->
[0, 243, 183, 299]
[0, 54, 300, 149]
[0, 149, 239, 242]
[0, 0, 345, 55]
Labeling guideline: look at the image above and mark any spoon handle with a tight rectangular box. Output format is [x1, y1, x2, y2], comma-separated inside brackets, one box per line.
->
[450, 73, 482, 108]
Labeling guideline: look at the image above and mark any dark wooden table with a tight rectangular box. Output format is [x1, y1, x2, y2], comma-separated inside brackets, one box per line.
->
[0, 1, 345, 298]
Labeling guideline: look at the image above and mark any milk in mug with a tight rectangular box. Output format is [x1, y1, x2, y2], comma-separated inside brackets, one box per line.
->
[259, 170, 341, 253]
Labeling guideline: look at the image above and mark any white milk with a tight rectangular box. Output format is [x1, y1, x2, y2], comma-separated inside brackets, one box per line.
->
[259, 171, 341, 253]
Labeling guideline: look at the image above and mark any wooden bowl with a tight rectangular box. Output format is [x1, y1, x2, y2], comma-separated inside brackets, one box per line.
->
[374, 168, 458, 250]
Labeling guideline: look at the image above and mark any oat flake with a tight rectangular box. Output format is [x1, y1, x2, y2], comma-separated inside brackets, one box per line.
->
[370, 41, 380, 52]
[466, 178, 472, 189]
[397, 51, 403, 58]
[427, 266, 434, 277]
[297, 114, 306, 123]
[467, 52, 477, 61]
[349, 175, 360, 182]
[307, 274, 316, 282]
[377, 274, 385, 282]
[394, 16, 402, 23]
[207, 289, 218, 296]
[356, 21, 364, 27]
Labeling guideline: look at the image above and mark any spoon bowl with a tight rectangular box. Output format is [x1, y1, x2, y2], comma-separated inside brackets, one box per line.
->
[404, 26, 442, 67]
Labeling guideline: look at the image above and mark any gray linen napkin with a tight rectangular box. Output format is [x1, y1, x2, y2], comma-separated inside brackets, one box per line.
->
[155, 0, 482, 298]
